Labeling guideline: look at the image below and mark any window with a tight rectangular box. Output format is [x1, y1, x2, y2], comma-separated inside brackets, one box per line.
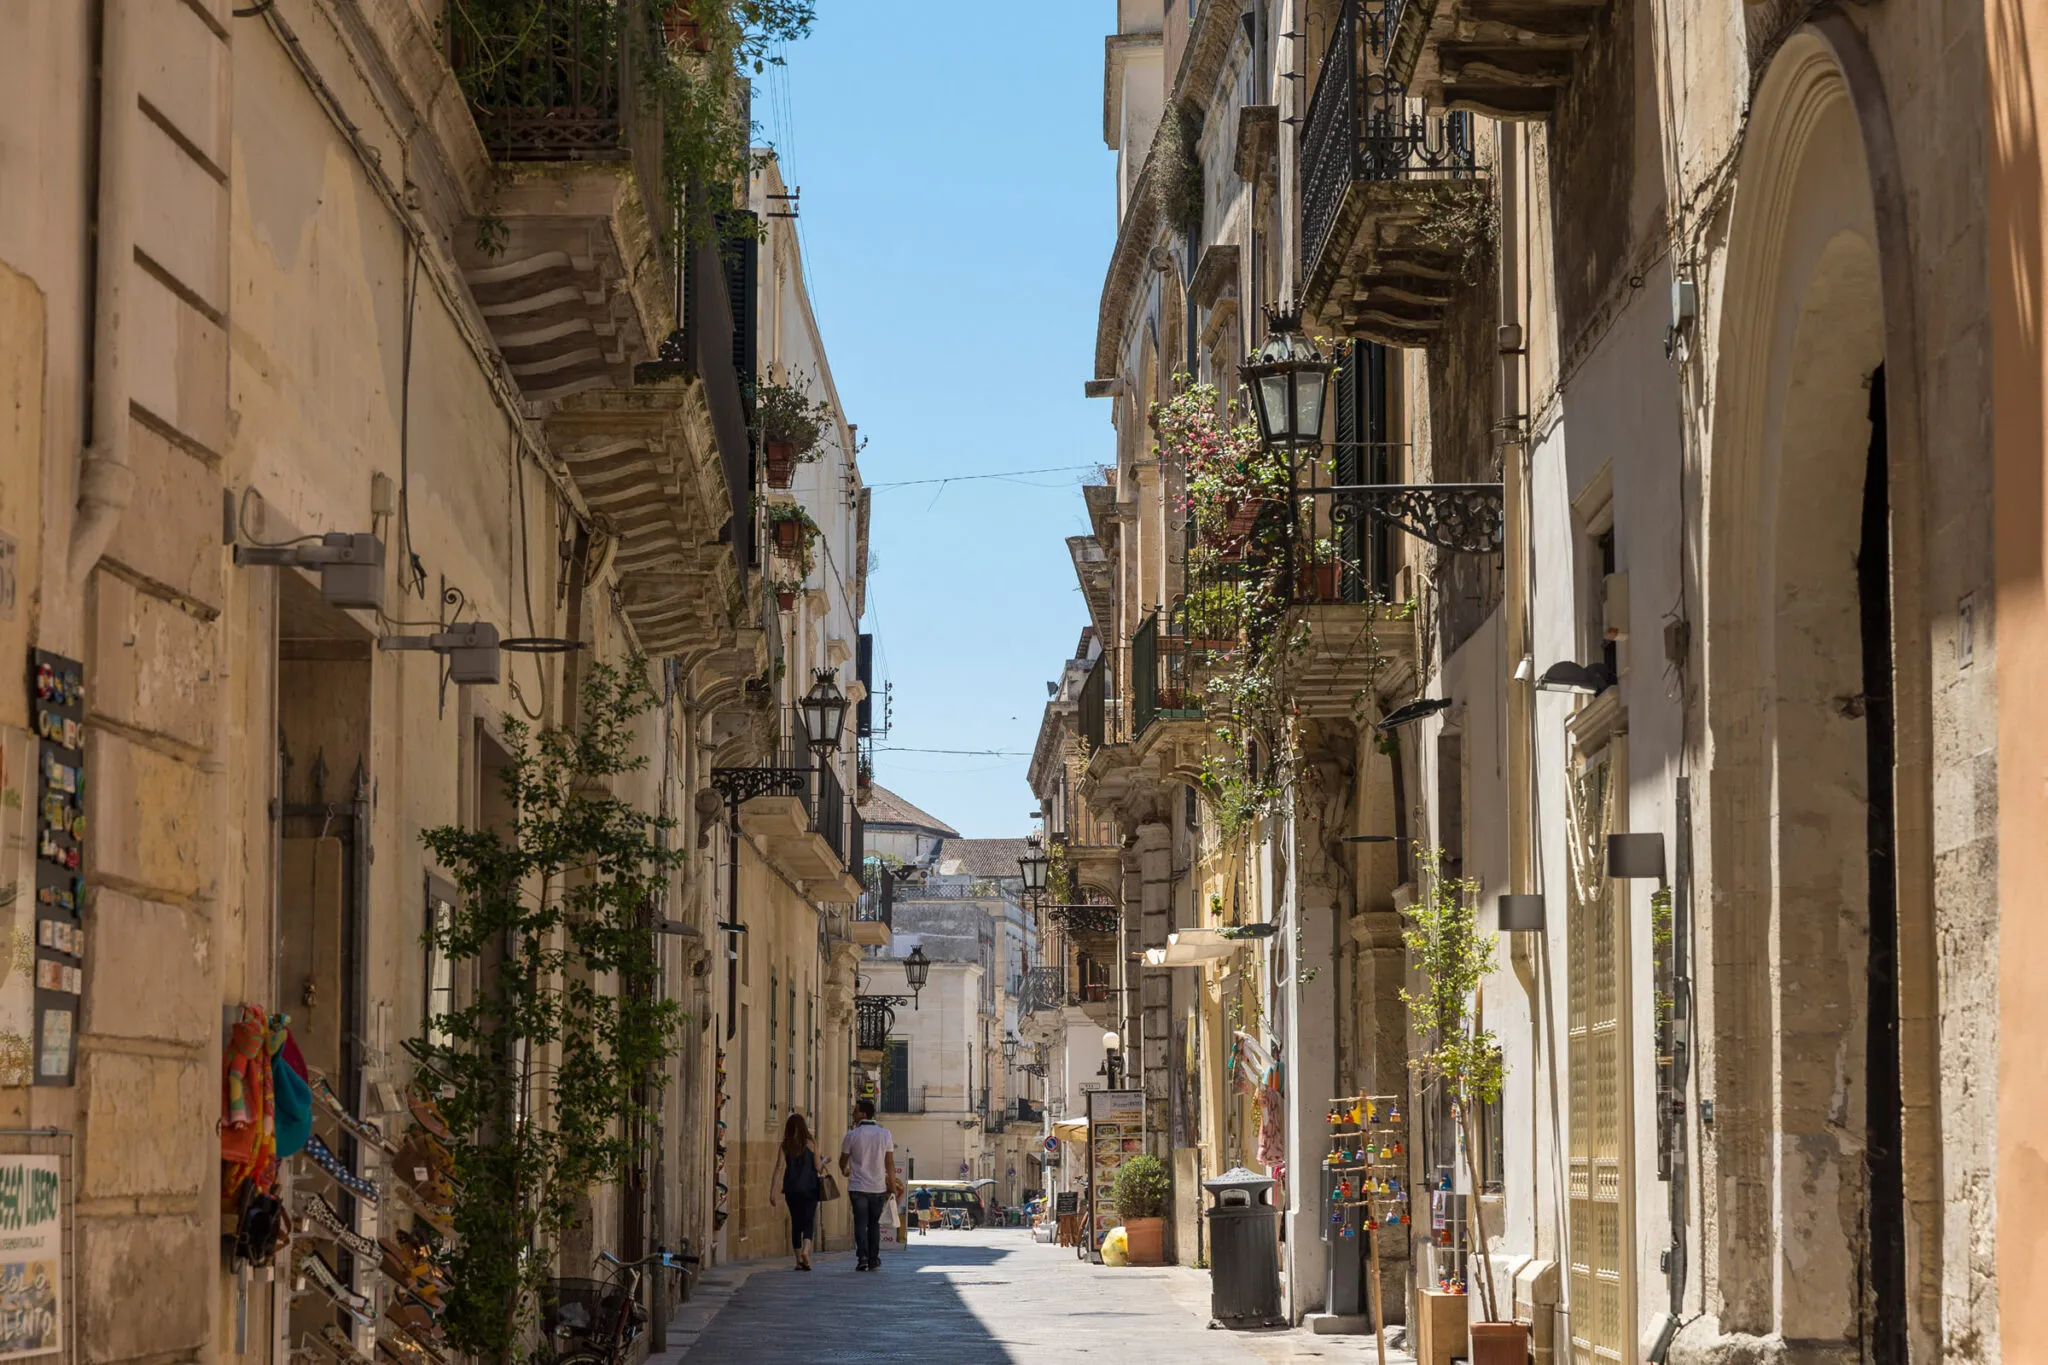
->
[882, 1038, 910, 1113]
[769, 974, 779, 1117]
[786, 981, 797, 1117]
[424, 874, 456, 1050]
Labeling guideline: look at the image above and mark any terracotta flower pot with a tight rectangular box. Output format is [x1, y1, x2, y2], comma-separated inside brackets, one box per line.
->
[1120, 1216, 1165, 1266]
[776, 590, 796, 611]
[773, 518, 802, 555]
[663, 5, 711, 53]
[764, 441, 797, 489]
[1296, 562, 1339, 601]
[1469, 1321, 1530, 1365]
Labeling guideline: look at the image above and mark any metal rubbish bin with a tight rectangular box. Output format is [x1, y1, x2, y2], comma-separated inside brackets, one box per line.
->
[1204, 1167, 1284, 1328]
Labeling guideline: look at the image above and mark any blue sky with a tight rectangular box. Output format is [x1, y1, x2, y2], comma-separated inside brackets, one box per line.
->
[759, 7, 1115, 838]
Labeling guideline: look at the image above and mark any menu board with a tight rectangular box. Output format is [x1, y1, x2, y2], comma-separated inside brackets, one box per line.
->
[1085, 1088, 1145, 1256]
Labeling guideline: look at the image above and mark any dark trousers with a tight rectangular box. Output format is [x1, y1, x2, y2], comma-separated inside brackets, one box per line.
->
[850, 1190, 887, 1264]
[785, 1192, 818, 1250]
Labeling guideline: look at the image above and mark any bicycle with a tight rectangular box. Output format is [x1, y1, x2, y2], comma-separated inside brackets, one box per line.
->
[540, 1247, 696, 1365]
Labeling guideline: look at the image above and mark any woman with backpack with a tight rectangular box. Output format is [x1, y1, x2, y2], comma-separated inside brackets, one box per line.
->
[769, 1112, 825, 1269]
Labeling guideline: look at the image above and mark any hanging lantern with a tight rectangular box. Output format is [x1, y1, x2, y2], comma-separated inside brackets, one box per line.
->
[1241, 305, 1334, 453]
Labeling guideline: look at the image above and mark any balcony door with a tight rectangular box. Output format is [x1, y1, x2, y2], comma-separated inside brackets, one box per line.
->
[1566, 747, 1634, 1364]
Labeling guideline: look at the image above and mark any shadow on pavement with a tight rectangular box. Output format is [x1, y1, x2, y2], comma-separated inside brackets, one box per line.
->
[681, 1237, 1018, 1364]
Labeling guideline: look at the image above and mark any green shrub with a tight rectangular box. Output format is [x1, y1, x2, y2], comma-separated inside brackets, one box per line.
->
[1112, 1153, 1169, 1221]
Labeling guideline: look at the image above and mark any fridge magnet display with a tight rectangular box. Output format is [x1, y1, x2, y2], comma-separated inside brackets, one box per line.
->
[27, 649, 85, 1086]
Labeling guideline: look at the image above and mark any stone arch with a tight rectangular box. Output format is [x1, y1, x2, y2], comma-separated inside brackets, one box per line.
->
[1699, 24, 1935, 1357]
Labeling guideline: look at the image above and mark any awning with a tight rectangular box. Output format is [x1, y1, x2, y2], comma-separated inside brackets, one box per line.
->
[1051, 1118, 1089, 1139]
[1143, 928, 1249, 967]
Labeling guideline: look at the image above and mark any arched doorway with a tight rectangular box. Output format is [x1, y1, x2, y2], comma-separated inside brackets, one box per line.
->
[1701, 29, 1917, 1362]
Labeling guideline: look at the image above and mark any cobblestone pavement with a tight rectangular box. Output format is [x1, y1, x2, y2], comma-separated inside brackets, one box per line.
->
[653, 1227, 1417, 1365]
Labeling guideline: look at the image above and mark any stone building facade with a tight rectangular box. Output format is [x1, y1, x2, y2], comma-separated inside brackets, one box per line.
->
[1041, 0, 2032, 1358]
[0, 2, 868, 1361]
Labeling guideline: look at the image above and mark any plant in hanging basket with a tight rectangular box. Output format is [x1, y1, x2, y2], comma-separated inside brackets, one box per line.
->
[772, 576, 802, 611]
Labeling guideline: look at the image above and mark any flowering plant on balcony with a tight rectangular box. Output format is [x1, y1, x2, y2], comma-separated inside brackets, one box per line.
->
[1152, 376, 1282, 548]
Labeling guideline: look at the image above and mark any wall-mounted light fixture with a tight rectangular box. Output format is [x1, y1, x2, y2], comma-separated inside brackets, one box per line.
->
[233, 532, 386, 611]
[1607, 832, 1667, 881]
[1374, 697, 1451, 733]
[1497, 893, 1547, 933]
[378, 621, 503, 685]
[1534, 661, 1617, 696]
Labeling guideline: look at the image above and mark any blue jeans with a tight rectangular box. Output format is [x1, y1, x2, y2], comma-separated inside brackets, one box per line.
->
[850, 1190, 887, 1264]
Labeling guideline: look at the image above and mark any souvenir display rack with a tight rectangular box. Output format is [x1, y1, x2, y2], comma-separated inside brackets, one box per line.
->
[1323, 1092, 1411, 1365]
[291, 1046, 459, 1365]
[1426, 1165, 1470, 1295]
[27, 650, 85, 1085]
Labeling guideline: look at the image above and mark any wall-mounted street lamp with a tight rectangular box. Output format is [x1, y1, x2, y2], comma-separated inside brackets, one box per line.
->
[800, 669, 850, 753]
[1017, 837, 1050, 903]
[903, 945, 932, 1010]
[1242, 305, 1333, 453]
[233, 531, 386, 610]
[1003, 1033, 1020, 1068]
[1099, 1030, 1125, 1090]
[1374, 696, 1451, 733]
[378, 620, 504, 685]
[1535, 661, 1617, 696]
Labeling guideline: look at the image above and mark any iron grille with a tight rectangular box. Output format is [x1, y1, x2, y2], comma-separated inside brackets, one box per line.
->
[451, 0, 632, 160]
[855, 996, 898, 1053]
[1300, 0, 1477, 283]
[1022, 965, 1066, 1014]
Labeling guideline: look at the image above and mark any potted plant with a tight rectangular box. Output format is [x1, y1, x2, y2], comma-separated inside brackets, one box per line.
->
[1295, 535, 1344, 603]
[754, 375, 832, 489]
[764, 503, 819, 578]
[1111, 1153, 1169, 1266]
[1402, 847, 1524, 1362]
[1152, 375, 1285, 559]
[772, 576, 802, 612]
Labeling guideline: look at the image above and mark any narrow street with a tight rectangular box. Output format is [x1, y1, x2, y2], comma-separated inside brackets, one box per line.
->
[660, 1228, 1409, 1365]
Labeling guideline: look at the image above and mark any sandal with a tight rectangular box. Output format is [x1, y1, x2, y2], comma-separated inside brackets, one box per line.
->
[296, 1248, 375, 1322]
[309, 1073, 398, 1156]
[298, 1192, 378, 1259]
[390, 1179, 454, 1236]
[304, 1134, 379, 1204]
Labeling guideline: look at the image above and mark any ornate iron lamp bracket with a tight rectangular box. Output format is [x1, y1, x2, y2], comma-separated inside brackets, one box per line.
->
[1324, 482, 1505, 555]
[709, 764, 812, 808]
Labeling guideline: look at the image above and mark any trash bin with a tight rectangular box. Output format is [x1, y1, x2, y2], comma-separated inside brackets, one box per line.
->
[1204, 1167, 1284, 1328]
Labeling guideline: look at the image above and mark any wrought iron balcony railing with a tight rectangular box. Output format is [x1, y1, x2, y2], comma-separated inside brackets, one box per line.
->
[1078, 647, 1131, 752]
[709, 709, 865, 876]
[855, 995, 901, 1053]
[1022, 965, 1067, 1015]
[451, 0, 646, 162]
[1301, 0, 1477, 285]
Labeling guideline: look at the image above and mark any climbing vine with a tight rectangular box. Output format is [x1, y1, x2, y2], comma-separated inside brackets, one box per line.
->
[411, 660, 687, 1361]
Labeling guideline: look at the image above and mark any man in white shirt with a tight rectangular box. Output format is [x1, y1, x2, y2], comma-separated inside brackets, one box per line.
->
[839, 1098, 900, 1271]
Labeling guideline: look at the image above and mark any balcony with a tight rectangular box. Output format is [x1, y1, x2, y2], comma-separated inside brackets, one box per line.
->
[1300, 0, 1482, 346]
[855, 996, 899, 1056]
[713, 716, 866, 903]
[1375, 0, 1611, 121]
[451, 0, 678, 402]
[1021, 965, 1069, 1015]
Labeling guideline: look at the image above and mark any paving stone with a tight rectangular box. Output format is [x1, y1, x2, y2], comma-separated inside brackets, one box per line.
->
[662, 1227, 1416, 1364]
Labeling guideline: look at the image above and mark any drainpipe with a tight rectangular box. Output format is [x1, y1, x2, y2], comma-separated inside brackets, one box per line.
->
[73, 0, 136, 584]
